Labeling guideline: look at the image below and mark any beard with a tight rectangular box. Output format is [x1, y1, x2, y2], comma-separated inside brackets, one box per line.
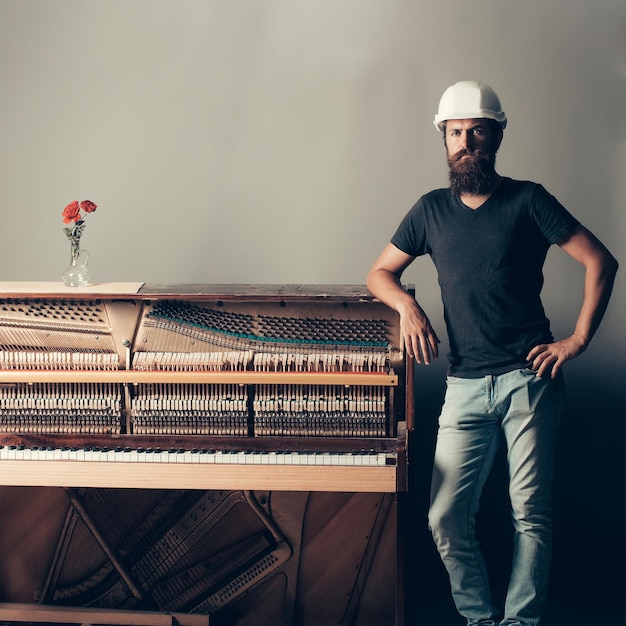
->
[448, 148, 498, 196]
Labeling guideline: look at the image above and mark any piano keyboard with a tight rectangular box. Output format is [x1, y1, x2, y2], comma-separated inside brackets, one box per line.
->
[0, 435, 404, 493]
[0, 445, 394, 466]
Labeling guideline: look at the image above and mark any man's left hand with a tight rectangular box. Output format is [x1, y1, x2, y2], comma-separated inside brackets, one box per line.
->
[526, 334, 587, 378]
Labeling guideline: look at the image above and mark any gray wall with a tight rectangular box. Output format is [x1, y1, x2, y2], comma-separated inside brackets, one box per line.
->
[1, 0, 624, 618]
[2, 0, 624, 371]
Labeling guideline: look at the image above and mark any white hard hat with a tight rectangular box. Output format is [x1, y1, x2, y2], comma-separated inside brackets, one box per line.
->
[433, 81, 507, 132]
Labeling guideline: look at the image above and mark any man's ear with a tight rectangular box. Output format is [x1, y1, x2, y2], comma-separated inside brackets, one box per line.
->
[494, 128, 504, 152]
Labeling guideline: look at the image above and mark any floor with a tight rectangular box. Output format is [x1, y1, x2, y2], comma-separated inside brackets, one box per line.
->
[411, 604, 615, 626]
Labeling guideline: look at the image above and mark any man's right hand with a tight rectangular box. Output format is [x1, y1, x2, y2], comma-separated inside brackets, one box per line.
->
[397, 300, 440, 364]
[367, 243, 440, 365]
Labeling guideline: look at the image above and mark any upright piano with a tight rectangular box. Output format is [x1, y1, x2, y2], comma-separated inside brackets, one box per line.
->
[0, 283, 413, 626]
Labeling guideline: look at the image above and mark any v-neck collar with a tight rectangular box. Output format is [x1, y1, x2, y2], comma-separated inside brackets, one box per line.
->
[452, 177, 508, 213]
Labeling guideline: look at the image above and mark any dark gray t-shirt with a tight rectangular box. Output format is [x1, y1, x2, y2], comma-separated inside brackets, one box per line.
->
[390, 178, 580, 377]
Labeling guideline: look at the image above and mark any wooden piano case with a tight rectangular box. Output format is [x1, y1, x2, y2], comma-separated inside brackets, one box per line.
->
[0, 284, 413, 626]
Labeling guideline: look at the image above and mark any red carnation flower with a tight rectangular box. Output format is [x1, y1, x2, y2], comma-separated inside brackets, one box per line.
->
[80, 200, 97, 214]
[62, 200, 81, 223]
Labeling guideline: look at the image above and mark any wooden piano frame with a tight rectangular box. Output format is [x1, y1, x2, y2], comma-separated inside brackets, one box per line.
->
[0, 283, 414, 626]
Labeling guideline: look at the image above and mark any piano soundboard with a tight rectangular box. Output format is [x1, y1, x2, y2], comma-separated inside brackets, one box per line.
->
[0, 284, 413, 493]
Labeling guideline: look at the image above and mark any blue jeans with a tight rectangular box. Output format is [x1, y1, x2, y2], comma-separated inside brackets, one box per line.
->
[428, 368, 564, 626]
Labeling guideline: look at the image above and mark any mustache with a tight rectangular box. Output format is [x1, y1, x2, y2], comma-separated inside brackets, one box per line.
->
[449, 148, 493, 163]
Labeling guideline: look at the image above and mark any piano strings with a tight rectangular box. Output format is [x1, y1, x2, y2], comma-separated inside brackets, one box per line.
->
[0, 299, 397, 439]
[0, 298, 119, 369]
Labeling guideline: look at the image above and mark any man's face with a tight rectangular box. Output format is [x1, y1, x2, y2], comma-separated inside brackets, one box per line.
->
[444, 118, 499, 162]
[444, 118, 502, 195]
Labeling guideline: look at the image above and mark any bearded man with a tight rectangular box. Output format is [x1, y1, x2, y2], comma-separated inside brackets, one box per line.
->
[367, 81, 618, 626]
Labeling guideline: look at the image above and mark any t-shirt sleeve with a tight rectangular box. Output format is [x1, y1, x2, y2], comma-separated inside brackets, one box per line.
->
[390, 199, 429, 257]
[530, 184, 580, 244]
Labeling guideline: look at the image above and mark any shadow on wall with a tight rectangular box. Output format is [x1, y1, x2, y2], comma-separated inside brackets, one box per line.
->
[551, 368, 625, 604]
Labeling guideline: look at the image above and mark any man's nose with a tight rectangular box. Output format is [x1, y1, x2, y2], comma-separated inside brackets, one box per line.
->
[461, 130, 474, 149]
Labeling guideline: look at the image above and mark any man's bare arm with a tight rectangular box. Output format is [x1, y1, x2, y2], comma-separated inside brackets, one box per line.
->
[367, 243, 440, 364]
[527, 226, 618, 378]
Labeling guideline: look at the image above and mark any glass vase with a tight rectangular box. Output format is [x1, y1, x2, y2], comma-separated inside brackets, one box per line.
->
[62, 237, 90, 287]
